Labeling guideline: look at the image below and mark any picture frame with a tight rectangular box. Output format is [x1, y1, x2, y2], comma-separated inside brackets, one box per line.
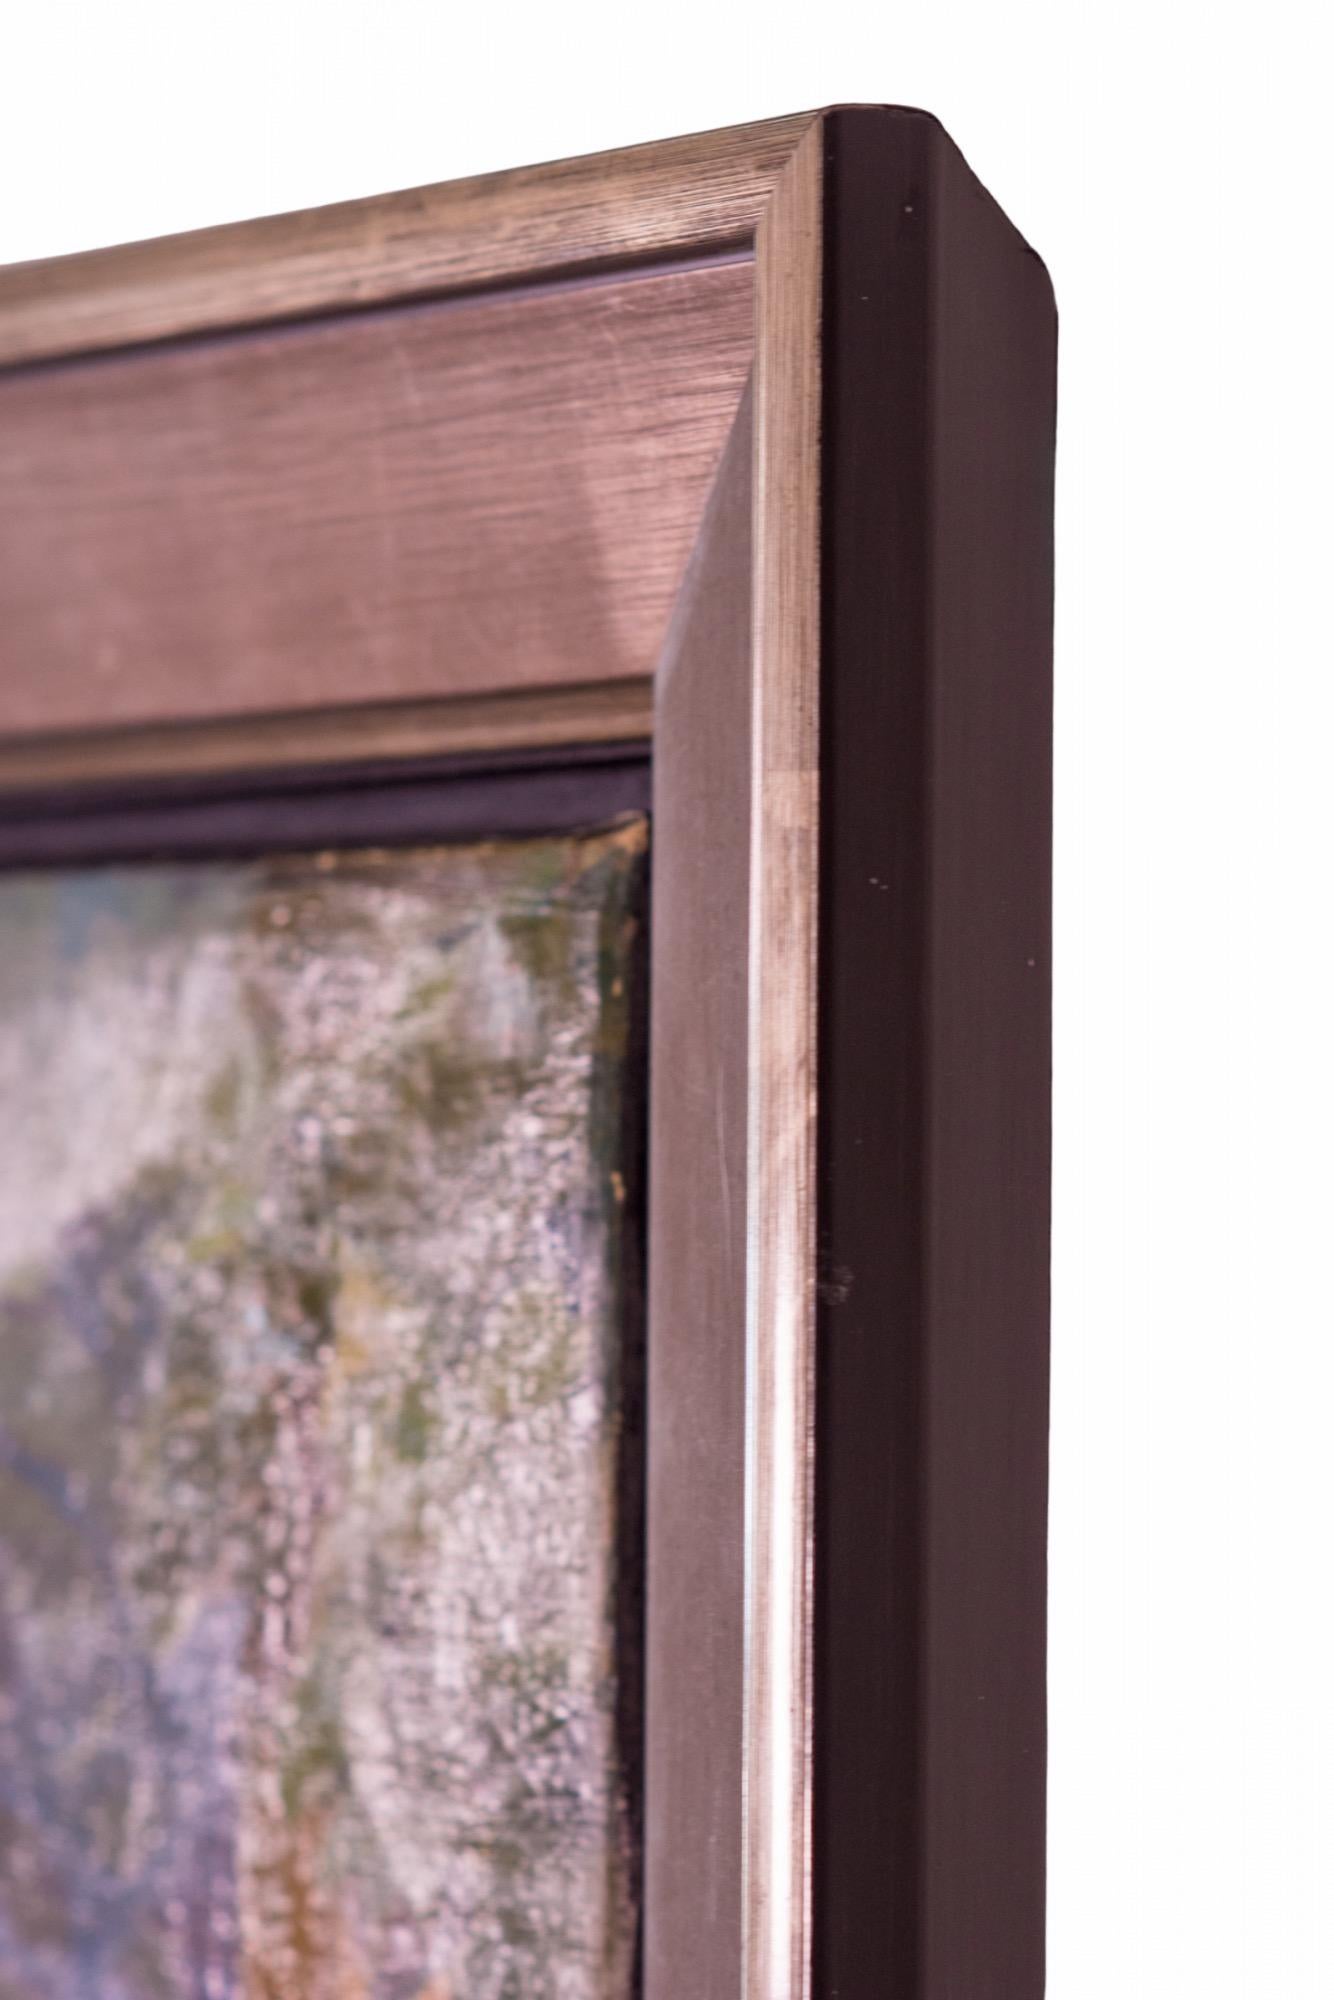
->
[0, 106, 1056, 1998]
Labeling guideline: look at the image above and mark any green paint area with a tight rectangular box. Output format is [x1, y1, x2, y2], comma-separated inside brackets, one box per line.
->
[0, 821, 647, 2000]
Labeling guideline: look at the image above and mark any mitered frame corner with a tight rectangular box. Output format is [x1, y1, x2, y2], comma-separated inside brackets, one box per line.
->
[0, 105, 1055, 2000]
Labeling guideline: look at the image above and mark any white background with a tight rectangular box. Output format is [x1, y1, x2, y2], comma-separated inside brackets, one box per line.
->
[3, 3, 1330, 1992]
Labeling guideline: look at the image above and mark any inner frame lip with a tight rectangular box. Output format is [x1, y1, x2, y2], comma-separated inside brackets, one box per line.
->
[0, 739, 652, 870]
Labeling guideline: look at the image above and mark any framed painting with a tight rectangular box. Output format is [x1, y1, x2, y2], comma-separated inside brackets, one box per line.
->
[0, 107, 1056, 1999]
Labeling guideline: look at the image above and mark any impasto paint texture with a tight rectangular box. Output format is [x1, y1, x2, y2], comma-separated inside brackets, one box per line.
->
[0, 822, 647, 2000]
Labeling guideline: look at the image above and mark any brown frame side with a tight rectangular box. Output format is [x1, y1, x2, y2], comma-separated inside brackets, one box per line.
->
[0, 106, 1056, 2000]
[812, 109, 1056, 1998]
[646, 387, 753, 2000]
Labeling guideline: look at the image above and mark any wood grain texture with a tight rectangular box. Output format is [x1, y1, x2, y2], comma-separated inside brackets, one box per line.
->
[645, 389, 751, 2000]
[0, 682, 654, 794]
[0, 260, 751, 743]
[0, 115, 813, 366]
[744, 123, 823, 2000]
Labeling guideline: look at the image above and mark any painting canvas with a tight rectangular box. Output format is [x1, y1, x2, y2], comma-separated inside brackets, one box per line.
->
[0, 819, 647, 2000]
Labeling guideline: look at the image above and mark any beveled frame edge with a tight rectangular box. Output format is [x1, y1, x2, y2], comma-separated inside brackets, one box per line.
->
[0, 681, 655, 794]
[0, 111, 816, 365]
[746, 118, 822, 2000]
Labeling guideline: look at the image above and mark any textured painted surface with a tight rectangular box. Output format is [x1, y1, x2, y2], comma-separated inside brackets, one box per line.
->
[0, 822, 647, 2000]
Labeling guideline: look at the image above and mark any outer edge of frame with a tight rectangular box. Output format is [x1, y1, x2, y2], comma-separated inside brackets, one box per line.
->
[0, 113, 820, 366]
[812, 105, 1055, 1999]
